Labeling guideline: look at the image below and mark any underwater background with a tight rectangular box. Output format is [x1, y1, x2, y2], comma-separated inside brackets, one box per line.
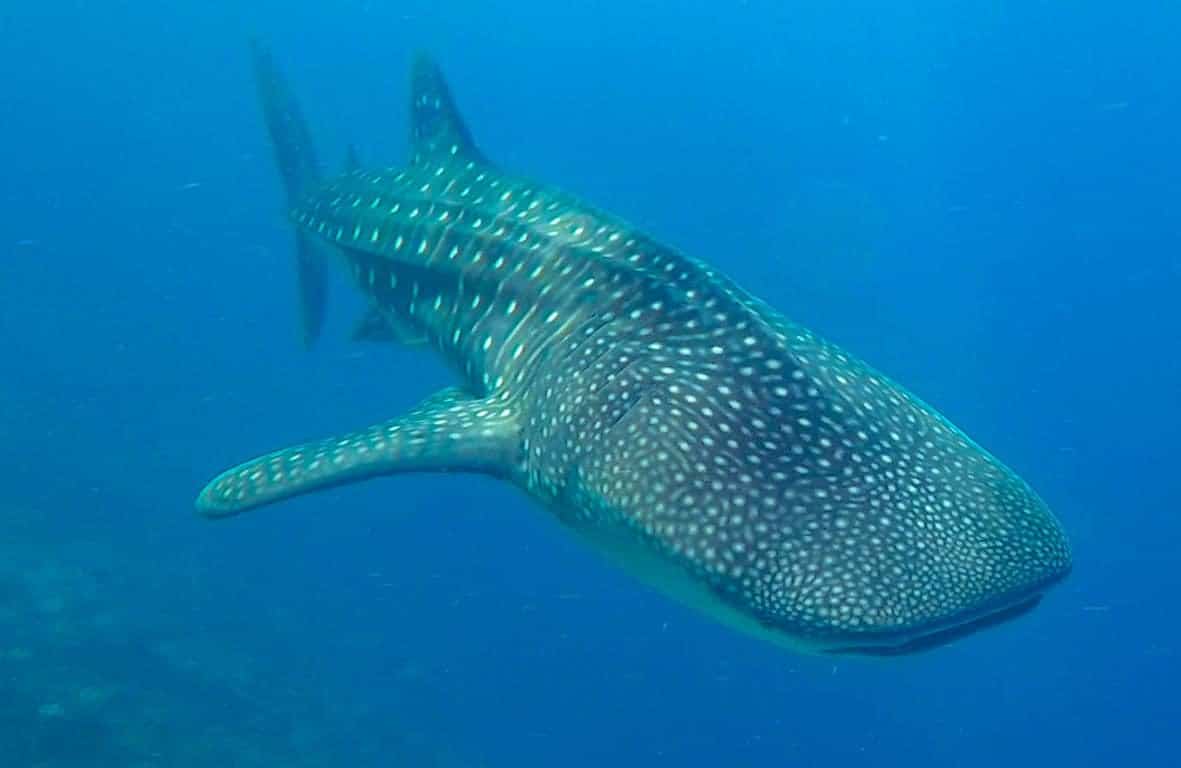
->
[1, 1, 1178, 766]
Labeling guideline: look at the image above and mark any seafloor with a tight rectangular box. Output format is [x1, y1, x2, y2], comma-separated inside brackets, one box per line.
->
[0, 505, 479, 768]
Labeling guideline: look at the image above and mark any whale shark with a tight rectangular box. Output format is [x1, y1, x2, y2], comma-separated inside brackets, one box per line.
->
[197, 45, 1071, 654]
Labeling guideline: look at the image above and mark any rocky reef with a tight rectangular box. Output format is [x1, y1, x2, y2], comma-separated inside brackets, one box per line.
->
[0, 505, 481, 767]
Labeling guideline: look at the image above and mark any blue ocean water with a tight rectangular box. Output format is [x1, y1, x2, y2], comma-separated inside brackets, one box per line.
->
[1, 1, 1178, 765]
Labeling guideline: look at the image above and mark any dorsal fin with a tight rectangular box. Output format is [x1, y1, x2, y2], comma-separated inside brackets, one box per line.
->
[409, 53, 486, 166]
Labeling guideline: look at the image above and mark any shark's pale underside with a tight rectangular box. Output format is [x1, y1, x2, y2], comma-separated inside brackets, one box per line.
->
[197, 46, 1071, 655]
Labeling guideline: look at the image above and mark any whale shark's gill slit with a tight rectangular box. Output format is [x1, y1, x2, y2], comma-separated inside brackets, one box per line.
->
[196, 387, 520, 518]
[605, 377, 655, 432]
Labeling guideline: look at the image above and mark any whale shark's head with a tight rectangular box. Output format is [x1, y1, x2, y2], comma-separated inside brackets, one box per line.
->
[705, 339, 1071, 654]
[657, 405, 1072, 654]
[778, 470, 1072, 656]
[587, 319, 1072, 655]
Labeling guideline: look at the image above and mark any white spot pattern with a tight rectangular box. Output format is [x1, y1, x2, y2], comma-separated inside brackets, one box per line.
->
[205, 54, 1071, 654]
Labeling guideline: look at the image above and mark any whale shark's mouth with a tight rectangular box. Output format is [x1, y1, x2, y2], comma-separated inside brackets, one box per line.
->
[822, 594, 1046, 657]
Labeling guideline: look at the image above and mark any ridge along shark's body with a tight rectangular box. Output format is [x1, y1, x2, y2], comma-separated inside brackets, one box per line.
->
[197, 45, 1071, 655]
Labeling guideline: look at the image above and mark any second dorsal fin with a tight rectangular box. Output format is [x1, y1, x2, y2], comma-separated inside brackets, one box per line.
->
[409, 53, 486, 166]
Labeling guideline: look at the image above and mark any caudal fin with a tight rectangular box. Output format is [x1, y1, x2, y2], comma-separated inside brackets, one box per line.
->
[250, 41, 327, 346]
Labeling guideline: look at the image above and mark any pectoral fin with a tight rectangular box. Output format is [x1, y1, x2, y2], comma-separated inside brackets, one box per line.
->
[196, 388, 519, 518]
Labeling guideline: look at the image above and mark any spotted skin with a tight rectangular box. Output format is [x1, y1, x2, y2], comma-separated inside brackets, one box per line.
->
[197, 49, 1071, 654]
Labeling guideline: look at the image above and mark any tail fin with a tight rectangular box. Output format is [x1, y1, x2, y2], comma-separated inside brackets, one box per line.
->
[250, 41, 327, 347]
